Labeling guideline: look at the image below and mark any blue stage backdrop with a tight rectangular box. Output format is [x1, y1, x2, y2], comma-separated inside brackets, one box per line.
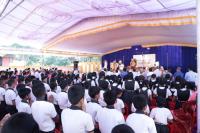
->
[102, 45, 197, 73]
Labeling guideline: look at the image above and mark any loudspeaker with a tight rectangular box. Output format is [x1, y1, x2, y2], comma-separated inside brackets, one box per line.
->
[73, 61, 79, 69]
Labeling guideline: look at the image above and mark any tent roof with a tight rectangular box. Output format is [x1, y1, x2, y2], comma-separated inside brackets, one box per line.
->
[0, 0, 196, 55]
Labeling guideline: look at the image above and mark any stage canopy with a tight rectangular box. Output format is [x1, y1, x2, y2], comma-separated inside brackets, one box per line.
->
[0, 0, 196, 55]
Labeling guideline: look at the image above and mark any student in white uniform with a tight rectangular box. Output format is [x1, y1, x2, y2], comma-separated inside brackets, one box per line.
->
[95, 90, 125, 133]
[139, 80, 152, 102]
[85, 86, 102, 126]
[5, 78, 17, 115]
[25, 76, 36, 102]
[113, 88, 125, 113]
[31, 81, 59, 133]
[15, 84, 26, 109]
[57, 80, 71, 111]
[61, 85, 94, 133]
[126, 94, 157, 133]
[122, 72, 140, 90]
[17, 87, 32, 114]
[150, 97, 173, 133]
[42, 75, 51, 92]
[153, 78, 171, 99]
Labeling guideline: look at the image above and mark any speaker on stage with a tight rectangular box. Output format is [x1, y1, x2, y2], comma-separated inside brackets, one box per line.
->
[73, 61, 79, 70]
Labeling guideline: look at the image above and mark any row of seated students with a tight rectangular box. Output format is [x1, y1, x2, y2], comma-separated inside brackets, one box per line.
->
[0, 69, 197, 133]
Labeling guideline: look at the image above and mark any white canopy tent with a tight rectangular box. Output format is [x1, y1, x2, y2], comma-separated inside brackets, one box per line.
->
[0, 0, 196, 55]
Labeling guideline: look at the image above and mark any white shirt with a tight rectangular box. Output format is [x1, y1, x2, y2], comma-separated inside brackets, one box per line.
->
[85, 101, 102, 124]
[95, 107, 125, 133]
[17, 101, 31, 114]
[153, 87, 172, 98]
[62, 108, 94, 133]
[98, 90, 106, 107]
[0, 87, 5, 101]
[114, 98, 125, 113]
[85, 89, 91, 102]
[147, 72, 154, 78]
[34, 72, 41, 81]
[55, 86, 61, 94]
[150, 107, 173, 125]
[126, 113, 157, 133]
[15, 95, 22, 108]
[5, 89, 17, 105]
[153, 69, 162, 77]
[185, 70, 197, 82]
[57, 92, 70, 109]
[31, 101, 57, 132]
[132, 71, 140, 79]
[44, 83, 51, 92]
[47, 91, 58, 105]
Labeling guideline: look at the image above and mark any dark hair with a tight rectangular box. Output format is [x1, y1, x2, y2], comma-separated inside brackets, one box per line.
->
[141, 80, 149, 88]
[18, 87, 31, 99]
[16, 84, 26, 93]
[68, 85, 85, 105]
[132, 94, 147, 111]
[115, 88, 123, 96]
[127, 72, 133, 80]
[7, 78, 15, 87]
[50, 82, 57, 91]
[151, 74, 156, 79]
[89, 86, 100, 99]
[18, 75, 25, 83]
[1, 112, 39, 133]
[99, 71, 105, 79]
[103, 90, 117, 106]
[158, 78, 166, 87]
[32, 81, 46, 98]
[59, 80, 70, 90]
[41, 75, 48, 81]
[157, 96, 167, 108]
[186, 82, 196, 91]
[25, 76, 32, 85]
[112, 124, 134, 133]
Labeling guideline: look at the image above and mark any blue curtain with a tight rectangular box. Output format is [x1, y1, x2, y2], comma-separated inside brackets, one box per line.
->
[102, 45, 197, 73]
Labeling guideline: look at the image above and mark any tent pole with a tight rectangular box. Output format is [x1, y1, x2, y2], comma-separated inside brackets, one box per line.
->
[197, 0, 200, 132]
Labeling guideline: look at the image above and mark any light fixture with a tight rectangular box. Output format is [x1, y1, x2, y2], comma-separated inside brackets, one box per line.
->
[147, 47, 150, 50]
[0, 0, 10, 17]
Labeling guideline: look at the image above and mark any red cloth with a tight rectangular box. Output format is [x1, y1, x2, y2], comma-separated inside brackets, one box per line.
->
[124, 103, 129, 120]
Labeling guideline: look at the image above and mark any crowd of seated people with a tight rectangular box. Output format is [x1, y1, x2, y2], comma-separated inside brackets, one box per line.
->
[0, 66, 197, 133]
